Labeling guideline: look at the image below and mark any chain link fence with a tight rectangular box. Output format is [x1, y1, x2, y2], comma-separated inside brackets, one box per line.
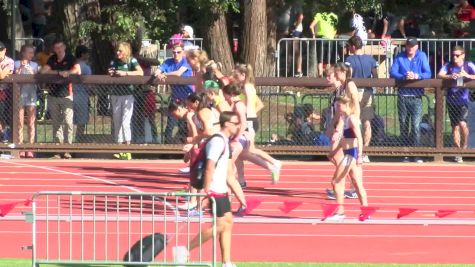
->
[2, 76, 475, 158]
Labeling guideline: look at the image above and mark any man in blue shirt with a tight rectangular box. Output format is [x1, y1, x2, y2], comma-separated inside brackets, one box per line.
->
[345, 35, 378, 163]
[154, 43, 193, 144]
[438, 46, 475, 163]
[390, 37, 431, 162]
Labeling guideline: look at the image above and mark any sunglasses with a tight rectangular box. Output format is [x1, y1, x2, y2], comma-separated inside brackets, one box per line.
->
[172, 51, 182, 54]
[228, 121, 240, 125]
[452, 53, 464, 57]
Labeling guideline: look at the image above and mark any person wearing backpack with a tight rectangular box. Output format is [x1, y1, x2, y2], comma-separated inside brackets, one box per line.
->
[438, 46, 475, 163]
[173, 111, 246, 267]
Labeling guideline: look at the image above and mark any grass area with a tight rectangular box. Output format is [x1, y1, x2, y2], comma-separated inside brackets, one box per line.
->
[1, 259, 474, 267]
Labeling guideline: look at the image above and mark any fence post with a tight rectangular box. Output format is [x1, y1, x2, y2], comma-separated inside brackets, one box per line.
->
[433, 87, 444, 162]
[12, 81, 20, 158]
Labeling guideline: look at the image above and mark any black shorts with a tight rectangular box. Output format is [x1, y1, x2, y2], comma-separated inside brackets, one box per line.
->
[316, 39, 335, 64]
[209, 195, 231, 218]
[247, 117, 260, 133]
[447, 104, 468, 127]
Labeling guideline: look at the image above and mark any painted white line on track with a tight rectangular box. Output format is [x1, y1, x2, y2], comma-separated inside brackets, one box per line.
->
[4, 162, 141, 193]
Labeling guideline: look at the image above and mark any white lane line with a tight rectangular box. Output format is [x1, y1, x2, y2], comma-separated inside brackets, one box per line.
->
[3, 161, 141, 193]
[0, 178, 129, 182]
[0, 230, 473, 238]
[124, 166, 475, 173]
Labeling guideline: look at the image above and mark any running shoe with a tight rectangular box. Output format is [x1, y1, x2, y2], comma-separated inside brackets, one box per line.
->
[114, 152, 132, 160]
[271, 161, 282, 184]
[344, 189, 358, 199]
[26, 151, 34, 158]
[187, 208, 203, 217]
[362, 154, 370, 163]
[178, 202, 197, 211]
[326, 189, 357, 199]
[179, 166, 190, 173]
[326, 188, 336, 200]
[324, 213, 345, 221]
[455, 156, 463, 163]
[235, 206, 246, 217]
[63, 153, 72, 159]
[359, 214, 371, 221]
[294, 72, 303, 78]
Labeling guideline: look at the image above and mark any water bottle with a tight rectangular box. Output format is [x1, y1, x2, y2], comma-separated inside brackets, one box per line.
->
[457, 76, 464, 87]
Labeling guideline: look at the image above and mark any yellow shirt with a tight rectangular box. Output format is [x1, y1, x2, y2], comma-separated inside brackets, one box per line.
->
[313, 12, 338, 39]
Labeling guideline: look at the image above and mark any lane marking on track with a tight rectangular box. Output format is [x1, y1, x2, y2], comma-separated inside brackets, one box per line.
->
[4, 161, 141, 193]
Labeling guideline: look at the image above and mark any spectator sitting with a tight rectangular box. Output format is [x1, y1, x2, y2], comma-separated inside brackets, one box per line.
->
[286, 103, 321, 144]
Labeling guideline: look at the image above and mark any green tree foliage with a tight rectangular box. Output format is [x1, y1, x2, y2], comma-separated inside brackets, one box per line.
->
[79, 0, 239, 44]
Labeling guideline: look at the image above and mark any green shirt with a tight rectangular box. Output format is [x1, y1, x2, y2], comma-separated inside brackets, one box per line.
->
[313, 12, 338, 39]
[109, 57, 140, 95]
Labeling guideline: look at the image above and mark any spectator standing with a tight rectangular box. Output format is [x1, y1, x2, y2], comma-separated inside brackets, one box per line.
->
[290, 5, 304, 77]
[181, 25, 197, 51]
[154, 43, 193, 144]
[31, 0, 47, 40]
[438, 46, 475, 163]
[455, 0, 475, 37]
[74, 45, 92, 143]
[344, 36, 378, 162]
[392, 13, 421, 38]
[41, 40, 81, 159]
[108, 42, 144, 160]
[0, 41, 14, 143]
[390, 38, 431, 163]
[309, 10, 338, 77]
[14, 44, 38, 157]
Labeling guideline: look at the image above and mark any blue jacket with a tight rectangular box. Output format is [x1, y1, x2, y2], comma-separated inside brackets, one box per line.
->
[390, 50, 432, 96]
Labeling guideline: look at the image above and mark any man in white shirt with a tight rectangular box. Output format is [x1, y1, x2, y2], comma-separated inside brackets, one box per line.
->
[174, 111, 247, 267]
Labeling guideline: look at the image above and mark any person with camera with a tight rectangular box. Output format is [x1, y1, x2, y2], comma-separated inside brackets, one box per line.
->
[108, 42, 144, 160]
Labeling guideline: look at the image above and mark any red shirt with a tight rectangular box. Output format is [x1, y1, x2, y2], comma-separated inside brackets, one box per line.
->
[457, 5, 475, 21]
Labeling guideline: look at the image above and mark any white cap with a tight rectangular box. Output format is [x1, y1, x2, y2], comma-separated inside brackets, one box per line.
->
[182, 25, 194, 38]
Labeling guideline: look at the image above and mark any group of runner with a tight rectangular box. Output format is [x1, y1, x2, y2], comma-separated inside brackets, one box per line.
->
[170, 48, 368, 267]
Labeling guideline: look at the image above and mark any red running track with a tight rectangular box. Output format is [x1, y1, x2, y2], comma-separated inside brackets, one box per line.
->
[0, 160, 475, 264]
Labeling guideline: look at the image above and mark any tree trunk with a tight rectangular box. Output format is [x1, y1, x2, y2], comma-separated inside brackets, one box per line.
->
[82, 0, 115, 74]
[203, 7, 234, 75]
[49, 1, 80, 49]
[241, 0, 267, 77]
[265, 0, 286, 78]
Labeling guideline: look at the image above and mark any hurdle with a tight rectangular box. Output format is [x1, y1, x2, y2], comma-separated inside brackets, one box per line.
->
[25, 191, 217, 267]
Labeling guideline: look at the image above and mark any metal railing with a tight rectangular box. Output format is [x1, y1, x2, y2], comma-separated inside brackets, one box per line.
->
[140, 38, 204, 62]
[27, 191, 217, 267]
[276, 38, 475, 78]
[1, 75, 475, 160]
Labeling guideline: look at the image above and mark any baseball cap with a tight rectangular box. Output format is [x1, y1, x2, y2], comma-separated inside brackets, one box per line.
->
[406, 37, 418, 46]
[0, 41, 6, 49]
